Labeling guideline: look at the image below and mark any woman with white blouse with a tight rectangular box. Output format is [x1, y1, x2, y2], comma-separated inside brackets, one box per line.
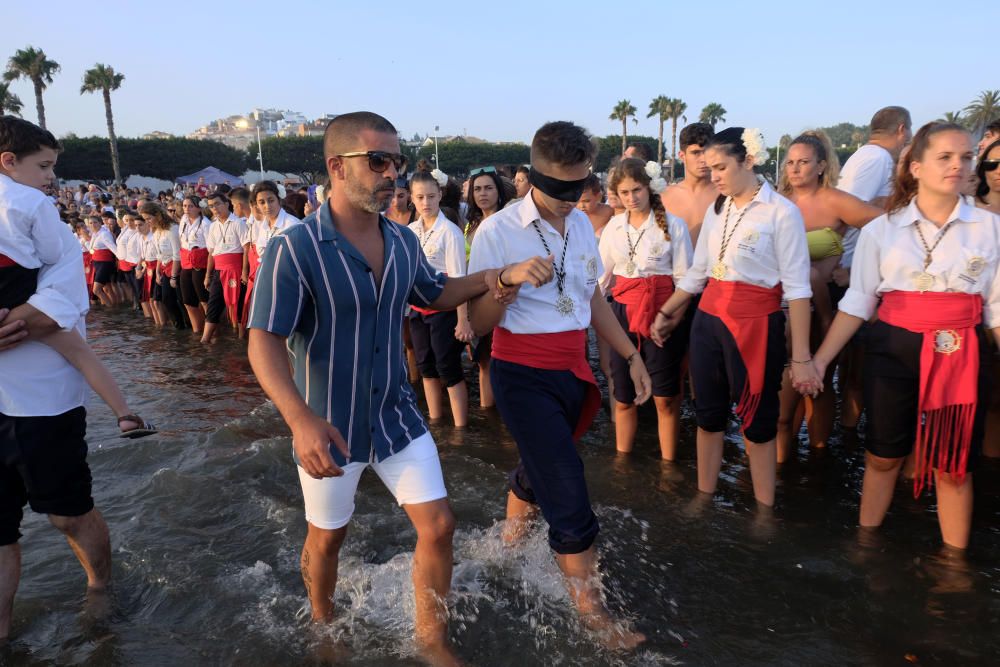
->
[140, 201, 183, 329]
[178, 196, 210, 333]
[87, 215, 118, 307]
[651, 127, 816, 507]
[599, 158, 693, 459]
[244, 181, 299, 326]
[407, 171, 472, 427]
[810, 122, 998, 549]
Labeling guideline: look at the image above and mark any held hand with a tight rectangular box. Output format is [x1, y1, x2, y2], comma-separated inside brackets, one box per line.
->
[241, 270, 249, 285]
[0, 308, 27, 352]
[504, 255, 554, 288]
[790, 361, 823, 398]
[203, 277, 212, 290]
[831, 266, 850, 288]
[290, 414, 350, 480]
[628, 355, 653, 405]
[455, 319, 475, 343]
[650, 310, 679, 347]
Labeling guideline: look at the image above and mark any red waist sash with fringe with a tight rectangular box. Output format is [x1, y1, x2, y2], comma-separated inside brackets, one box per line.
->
[611, 274, 675, 341]
[878, 290, 982, 496]
[698, 278, 782, 433]
[213, 252, 244, 308]
[180, 247, 208, 270]
[92, 249, 115, 262]
[491, 326, 600, 442]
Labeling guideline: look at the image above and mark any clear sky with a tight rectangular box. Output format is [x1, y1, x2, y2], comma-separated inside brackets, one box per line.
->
[4, 0, 995, 146]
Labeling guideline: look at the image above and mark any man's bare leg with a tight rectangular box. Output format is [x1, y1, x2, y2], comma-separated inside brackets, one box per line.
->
[402, 499, 462, 667]
[302, 524, 347, 621]
[502, 491, 539, 545]
[48, 510, 111, 591]
[0, 544, 20, 641]
[555, 547, 645, 651]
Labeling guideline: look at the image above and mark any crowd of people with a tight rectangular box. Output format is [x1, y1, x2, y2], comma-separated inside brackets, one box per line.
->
[2, 107, 1000, 663]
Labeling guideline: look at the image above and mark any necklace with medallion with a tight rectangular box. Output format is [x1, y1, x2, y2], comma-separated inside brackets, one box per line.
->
[912, 219, 955, 292]
[531, 220, 574, 315]
[711, 182, 763, 280]
[418, 219, 437, 255]
[624, 216, 648, 276]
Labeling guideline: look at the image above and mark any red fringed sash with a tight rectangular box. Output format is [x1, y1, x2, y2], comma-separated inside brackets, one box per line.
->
[611, 274, 675, 341]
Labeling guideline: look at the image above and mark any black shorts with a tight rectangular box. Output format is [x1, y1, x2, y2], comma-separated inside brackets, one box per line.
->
[179, 267, 209, 306]
[93, 260, 116, 284]
[688, 308, 786, 444]
[863, 320, 991, 465]
[0, 264, 38, 310]
[0, 407, 93, 546]
[609, 299, 686, 402]
[409, 310, 464, 386]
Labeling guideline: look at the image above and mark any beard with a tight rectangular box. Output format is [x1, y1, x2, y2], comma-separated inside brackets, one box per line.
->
[345, 177, 394, 214]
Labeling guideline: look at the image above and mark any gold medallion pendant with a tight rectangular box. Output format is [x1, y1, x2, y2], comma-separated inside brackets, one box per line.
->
[555, 294, 575, 315]
[624, 260, 637, 276]
[914, 271, 934, 292]
[933, 329, 962, 354]
[711, 262, 727, 280]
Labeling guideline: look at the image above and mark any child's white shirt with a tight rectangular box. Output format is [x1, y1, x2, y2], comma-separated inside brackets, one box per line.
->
[0, 173, 64, 268]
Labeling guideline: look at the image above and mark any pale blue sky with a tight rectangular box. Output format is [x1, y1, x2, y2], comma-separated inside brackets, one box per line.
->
[4, 0, 995, 146]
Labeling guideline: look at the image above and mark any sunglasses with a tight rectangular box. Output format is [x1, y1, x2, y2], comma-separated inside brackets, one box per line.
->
[983, 160, 1000, 173]
[469, 166, 497, 177]
[336, 151, 405, 174]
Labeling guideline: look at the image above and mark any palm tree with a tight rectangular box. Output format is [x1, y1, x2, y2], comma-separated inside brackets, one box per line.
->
[647, 95, 672, 163]
[699, 102, 727, 130]
[964, 90, 1000, 137]
[664, 98, 687, 181]
[81, 64, 126, 186]
[609, 99, 637, 156]
[0, 82, 23, 116]
[938, 110, 966, 126]
[3, 46, 60, 129]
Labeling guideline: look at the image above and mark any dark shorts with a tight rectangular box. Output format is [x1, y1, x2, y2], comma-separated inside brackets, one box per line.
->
[491, 358, 599, 555]
[609, 299, 686, 402]
[863, 320, 991, 466]
[0, 407, 93, 546]
[409, 310, 464, 386]
[205, 270, 246, 325]
[688, 308, 786, 444]
[0, 264, 38, 310]
[179, 267, 209, 306]
[93, 260, 116, 284]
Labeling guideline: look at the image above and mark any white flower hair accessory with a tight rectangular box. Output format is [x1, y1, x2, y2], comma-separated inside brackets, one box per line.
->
[649, 177, 668, 194]
[741, 128, 769, 167]
[430, 169, 449, 188]
[315, 184, 325, 201]
[276, 183, 287, 199]
[644, 161, 662, 179]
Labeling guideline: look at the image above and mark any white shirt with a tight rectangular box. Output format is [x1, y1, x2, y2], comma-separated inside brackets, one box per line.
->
[677, 180, 812, 301]
[124, 228, 144, 263]
[468, 190, 603, 334]
[0, 222, 88, 416]
[408, 211, 466, 277]
[179, 215, 208, 249]
[140, 232, 158, 262]
[155, 225, 182, 263]
[248, 210, 299, 256]
[838, 198, 1000, 328]
[115, 226, 134, 260]
[89, 227, 119, 257]
[0, 173, 64, 268]
[837, 144, 895, 268]
[598, 210, 693, 293]
[205, 213, 248, 256]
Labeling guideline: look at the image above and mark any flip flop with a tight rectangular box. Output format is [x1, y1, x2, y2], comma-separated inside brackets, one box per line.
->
[118, 414, 158, 439]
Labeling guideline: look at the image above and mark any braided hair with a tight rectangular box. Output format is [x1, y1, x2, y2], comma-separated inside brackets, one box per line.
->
[607, 157, 670, 241]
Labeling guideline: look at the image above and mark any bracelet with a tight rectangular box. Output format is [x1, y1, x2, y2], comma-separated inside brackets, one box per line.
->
[791, 358, 812, 364]
[497, 268, 514, 289]
[626, 352, 639, 366]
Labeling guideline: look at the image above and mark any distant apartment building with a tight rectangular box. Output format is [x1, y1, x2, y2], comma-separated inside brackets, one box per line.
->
[187, 109, 338, 149]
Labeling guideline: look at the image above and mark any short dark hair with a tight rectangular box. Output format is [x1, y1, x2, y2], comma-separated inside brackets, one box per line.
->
[583, 173, 603, 195]
[870, 106, 911, 135]
[228, 186, 250, 204]
[530, 121, 597, 168]
[322, 111, 397, 159]
[0, 115, 61, 158]
[206, 191, 230, 206]
[515, 165, 530, 177]
[985, 118, 1000, 136]
[625, 142, 653, 161]
[679, 123, 714, 151]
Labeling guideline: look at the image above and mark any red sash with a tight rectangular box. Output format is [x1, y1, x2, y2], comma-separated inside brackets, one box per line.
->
[82, 252, 94, 286]
[242, 246, 260, 327]
[611, 274, 675, 341]
[878, 291, 982, 496]
[118, 260, 136, 271]
[180, 247, 209, 270]
[698, 279, 782, 433]
[491, 326, 600, 442]
[411, 272, 448, 317]
[92, 249, 115, 262]
[0, 254, 15, 268]
[213, 252, 244, 310]
[141, 262, 156, 300]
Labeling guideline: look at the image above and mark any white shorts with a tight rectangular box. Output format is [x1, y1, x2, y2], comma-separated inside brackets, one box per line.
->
[297, 431, 447, 530]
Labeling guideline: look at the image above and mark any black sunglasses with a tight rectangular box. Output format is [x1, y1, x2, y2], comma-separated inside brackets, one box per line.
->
[982, 160, 1000, 173]
[336, 151, 406, 174]
[469, 166, 497, 177]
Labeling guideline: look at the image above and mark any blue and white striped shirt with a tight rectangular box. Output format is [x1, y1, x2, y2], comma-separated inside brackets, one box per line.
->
[248, 202, 447, 465]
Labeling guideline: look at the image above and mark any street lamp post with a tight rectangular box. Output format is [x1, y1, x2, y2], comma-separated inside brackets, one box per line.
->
[434, 125, 439, 169]
[256, 123, 265, 180]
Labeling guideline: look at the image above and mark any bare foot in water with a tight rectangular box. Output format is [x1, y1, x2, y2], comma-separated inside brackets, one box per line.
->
[581, 611, 647, 651]
[416, 637, 465, 667]
[501, 492, 539, 546]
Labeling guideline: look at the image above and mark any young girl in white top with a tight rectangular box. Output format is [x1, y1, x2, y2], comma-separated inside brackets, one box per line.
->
[599, 158, 693, 459]
[407, 170, 472, 427]
[651, 127, 816, 507]
[810, 122, 999, 549]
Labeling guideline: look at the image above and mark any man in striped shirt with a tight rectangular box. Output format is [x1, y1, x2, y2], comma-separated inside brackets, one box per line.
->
[247, 111, 551, 665]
